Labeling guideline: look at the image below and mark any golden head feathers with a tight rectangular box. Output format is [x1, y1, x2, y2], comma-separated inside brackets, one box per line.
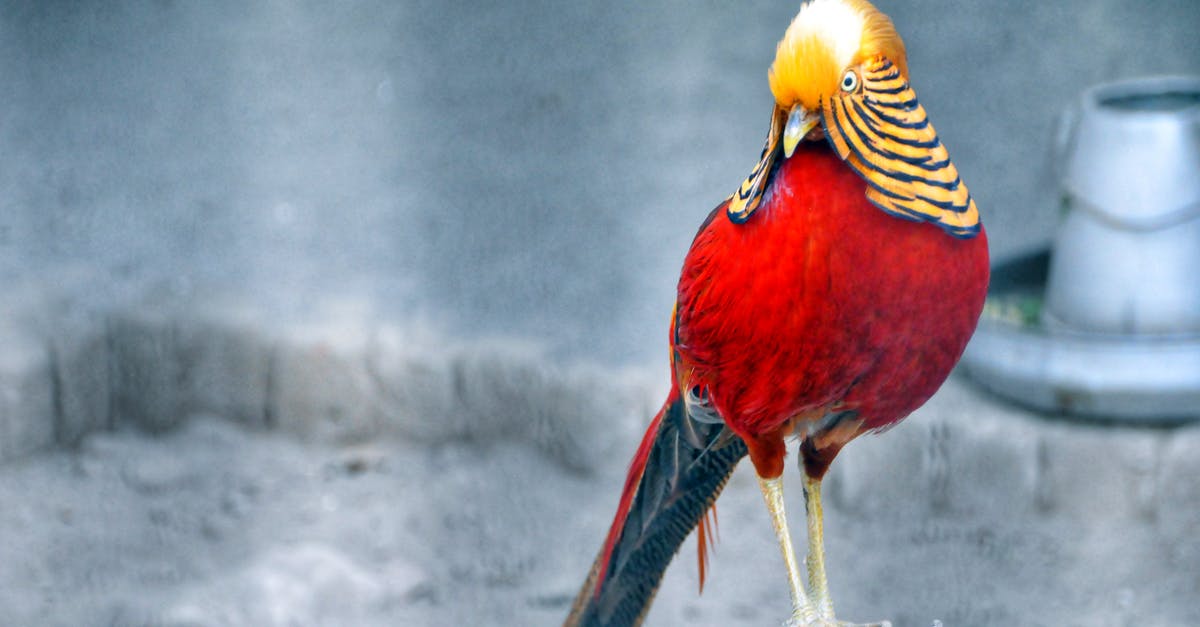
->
[769, 0, 907, 112]
[728, 0, 980, 238]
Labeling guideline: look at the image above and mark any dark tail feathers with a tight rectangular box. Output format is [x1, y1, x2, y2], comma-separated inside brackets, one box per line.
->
[564, 389, 747, 627]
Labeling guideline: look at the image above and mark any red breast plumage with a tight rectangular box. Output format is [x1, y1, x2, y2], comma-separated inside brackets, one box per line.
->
[675, 141, 988, 454]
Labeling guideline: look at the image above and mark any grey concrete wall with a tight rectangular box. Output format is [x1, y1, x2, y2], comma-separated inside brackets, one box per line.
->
[0, 279, 637, 467]
[1, 1, 1197, 365]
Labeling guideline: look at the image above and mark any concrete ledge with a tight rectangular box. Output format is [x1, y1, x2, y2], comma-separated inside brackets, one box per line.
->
[50, 317, 111, 445]
[0, 285, 58, 462]
[269, 322, 379, 441]
[0, 326, 54, 462]
[0, 286, 646, 472]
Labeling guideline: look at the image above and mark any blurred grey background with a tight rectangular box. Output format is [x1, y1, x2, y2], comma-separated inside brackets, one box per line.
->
[2, 0, 1196, 366]
[2, 2, 1200, 626]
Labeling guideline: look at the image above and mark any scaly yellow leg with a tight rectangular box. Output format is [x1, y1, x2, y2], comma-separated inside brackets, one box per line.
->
[803, 475, 834, 620]
[758, 475, 818, 625]
[802, 474, 893, 627]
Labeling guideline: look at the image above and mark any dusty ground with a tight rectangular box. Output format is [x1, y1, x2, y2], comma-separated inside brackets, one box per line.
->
[1, 315, 1198, 627]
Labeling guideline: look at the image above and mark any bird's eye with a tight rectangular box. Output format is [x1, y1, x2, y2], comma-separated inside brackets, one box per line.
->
[840, 70, 859, 92]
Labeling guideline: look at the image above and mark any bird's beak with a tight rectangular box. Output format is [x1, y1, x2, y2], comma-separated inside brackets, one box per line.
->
[782, 105, 819, 158]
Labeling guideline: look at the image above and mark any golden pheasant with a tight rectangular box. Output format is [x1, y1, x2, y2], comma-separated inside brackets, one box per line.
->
[567, 1, 988, 625]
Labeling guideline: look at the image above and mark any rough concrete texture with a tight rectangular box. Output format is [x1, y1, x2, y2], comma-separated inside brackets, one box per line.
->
[1, 1, 1199, 625]
[0, 281, 648, 467]
[2, 1, 1198, 366]
[1, 292, 1199, 626]
[0, 285, 57, 461]
[367, 330, 647, 473]
[0, 325, 54, 462]
[269, 322, 380, 441]
[49, 318, 110, 445]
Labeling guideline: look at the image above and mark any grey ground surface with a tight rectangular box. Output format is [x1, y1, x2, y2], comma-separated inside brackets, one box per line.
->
[2, 330, 1199, 626]
[2, 1, 1200, 626]
[2, 285, 1199, 627]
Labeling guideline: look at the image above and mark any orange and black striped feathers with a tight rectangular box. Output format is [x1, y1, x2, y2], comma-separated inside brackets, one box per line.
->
[728, 0, 980, 238]
[822, 58, 980, 237]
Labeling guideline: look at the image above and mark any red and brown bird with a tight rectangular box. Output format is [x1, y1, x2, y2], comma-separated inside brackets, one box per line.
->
[566, 0, 989, 625]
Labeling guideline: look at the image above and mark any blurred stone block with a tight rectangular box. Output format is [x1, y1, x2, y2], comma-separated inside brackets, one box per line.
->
[174, 309, 270, 430]
[0, 324, 55, 463]
[361, 323, 453, 440]
[48, 318, 111, 445]
[827, 416, 930, 516]
[106, 296, 272, 434]
[1034, 422, 1161, 522]
[2, 267, 115, 449]
[828, 380, 1039, 517]
[931, 412, 1040, 517]
[368, 325, 643, 474]
[269, 323, 379, 441]
[447, 344, 639, 474]
[106, 310, 184, 433]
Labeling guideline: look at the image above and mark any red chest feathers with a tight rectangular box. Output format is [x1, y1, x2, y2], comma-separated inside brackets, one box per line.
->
[674, 143, 989, 434]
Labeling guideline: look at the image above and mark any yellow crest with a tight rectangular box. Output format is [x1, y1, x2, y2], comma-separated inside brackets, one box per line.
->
[724, 0, 979, 238]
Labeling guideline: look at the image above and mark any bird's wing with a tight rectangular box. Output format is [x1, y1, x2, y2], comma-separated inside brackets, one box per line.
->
[726, 106, 785, 223]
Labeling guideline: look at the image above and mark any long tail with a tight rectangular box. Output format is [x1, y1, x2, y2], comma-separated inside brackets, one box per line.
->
[564, 386, 747, 627]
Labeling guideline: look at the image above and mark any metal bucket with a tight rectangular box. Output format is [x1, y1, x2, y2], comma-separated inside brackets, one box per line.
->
[1044, 76, 1200, 335]
[962, 76, 1200, 422]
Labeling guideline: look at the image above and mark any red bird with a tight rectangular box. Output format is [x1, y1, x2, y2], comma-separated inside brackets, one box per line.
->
[566, 1, 988, 625]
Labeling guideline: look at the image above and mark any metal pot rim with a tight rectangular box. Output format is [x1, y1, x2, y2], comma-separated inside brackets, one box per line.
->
[1061, 75, 1200, 228]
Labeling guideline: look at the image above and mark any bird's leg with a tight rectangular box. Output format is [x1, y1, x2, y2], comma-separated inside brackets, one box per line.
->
[798, 433, 892, 627]
[803, 474, 834, 620]
[757, 475, 818, 626]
